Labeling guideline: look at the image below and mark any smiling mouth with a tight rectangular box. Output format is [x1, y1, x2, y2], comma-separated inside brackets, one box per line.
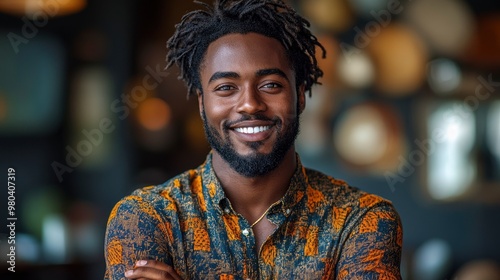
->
[234, 126, 271, 134]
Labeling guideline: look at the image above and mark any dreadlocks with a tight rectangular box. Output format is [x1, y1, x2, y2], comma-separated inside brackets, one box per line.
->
[166, 0, 325, 98]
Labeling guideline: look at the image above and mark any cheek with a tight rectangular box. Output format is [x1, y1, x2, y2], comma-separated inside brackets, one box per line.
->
[203, 97, 231, 124]
[277, 95, 298, 120]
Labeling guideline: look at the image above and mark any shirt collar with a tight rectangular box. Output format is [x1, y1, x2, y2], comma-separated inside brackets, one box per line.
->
[199, 151, 309, 213]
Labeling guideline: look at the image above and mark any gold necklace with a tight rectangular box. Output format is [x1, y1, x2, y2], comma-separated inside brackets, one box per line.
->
[250, 200, 281, 227]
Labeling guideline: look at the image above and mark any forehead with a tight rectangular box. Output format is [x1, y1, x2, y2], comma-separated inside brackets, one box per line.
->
[200, 32, 293, 76]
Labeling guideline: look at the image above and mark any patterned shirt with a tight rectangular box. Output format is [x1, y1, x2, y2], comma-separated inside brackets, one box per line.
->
[104, 153, 403, 279]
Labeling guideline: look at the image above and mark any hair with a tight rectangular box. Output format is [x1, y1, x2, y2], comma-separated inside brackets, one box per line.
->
[166, 0, 325, 98]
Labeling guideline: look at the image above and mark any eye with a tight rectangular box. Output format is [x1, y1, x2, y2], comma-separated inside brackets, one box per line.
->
[215, 84, 236, 91]
[213, 84, 238, 97]
[260, 82, 284, 94]
[261, 82, 283, 89]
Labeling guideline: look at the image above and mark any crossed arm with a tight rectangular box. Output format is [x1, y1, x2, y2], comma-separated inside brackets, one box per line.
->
[123, 260, 181, 280]
[104, 197, 182, 280]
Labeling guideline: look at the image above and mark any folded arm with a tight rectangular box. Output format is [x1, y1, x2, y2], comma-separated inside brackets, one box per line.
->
[104, 196, 180, 280]
[336, 202, 403, 279]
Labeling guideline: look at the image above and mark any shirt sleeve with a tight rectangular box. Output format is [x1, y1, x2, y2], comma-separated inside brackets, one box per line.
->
[104, 195, 173, 280]
[336, 201, 403, 279]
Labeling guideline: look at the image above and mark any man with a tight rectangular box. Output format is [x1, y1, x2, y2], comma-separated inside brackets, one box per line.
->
[104, 0, 403, 279]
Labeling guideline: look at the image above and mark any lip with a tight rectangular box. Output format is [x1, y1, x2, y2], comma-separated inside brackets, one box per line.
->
[229, 120, 275, 142]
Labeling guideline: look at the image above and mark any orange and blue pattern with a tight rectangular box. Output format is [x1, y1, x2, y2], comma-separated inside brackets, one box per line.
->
[104, 153, 402, 279]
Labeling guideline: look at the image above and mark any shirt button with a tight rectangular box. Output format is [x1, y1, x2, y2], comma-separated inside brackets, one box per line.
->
[224, 208, 230, 214]
[242, 229, 250, 236]
[286, 209, 291, 215]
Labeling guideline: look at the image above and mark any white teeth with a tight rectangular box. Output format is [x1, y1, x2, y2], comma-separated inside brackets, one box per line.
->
[235, 126, 270, 134]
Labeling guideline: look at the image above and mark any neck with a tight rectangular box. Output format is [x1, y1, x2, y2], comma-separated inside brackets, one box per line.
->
[212, 147, 297, 222]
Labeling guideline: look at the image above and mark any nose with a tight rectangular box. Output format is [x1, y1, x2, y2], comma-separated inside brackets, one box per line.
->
[236, 86, 267, 114]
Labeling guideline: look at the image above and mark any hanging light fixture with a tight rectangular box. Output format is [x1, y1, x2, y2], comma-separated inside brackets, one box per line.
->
[0, 0, 86, 17]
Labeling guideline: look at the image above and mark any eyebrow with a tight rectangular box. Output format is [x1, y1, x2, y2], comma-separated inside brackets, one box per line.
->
[208, 71, 240, 83]
[256, 68, 289, 81]
[208, 68, 289, 84]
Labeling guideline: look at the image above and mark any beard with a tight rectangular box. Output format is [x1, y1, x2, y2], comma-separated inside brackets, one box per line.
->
[201, 109, 300, 177]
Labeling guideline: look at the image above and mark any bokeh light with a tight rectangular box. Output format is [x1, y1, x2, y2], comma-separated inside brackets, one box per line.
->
[333, 102, 405, 172]
[136, 97, 172, 132]
[337, 49, 375, 89]
[367, 23, 428, 95]
[427, 58, 462, 95]
[0, 0, 86, 17]
[427, 102, 476, 200]
[299, 0, 355, 33]
[403, 0, 474, 57]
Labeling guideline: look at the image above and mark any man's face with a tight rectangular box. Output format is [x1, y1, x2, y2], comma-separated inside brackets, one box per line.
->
[198, 32, 305, 177]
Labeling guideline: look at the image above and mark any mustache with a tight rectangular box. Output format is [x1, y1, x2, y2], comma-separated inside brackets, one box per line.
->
[223, 114, 279, 130]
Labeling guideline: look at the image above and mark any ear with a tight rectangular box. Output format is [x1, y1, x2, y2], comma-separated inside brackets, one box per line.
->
[298, 84, 306, 115]
[197, 90, 204, 117]
[196, 90, 203, 118]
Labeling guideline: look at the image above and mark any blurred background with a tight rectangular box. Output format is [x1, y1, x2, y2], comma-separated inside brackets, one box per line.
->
[1, 0, 500, 279]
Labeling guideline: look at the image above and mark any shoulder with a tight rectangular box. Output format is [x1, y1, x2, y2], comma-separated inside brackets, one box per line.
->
[304, 167, 399, 215]
[304, 168, 402, 240]
[110, 168, 201, 219]
[132, 168, 200, 200]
